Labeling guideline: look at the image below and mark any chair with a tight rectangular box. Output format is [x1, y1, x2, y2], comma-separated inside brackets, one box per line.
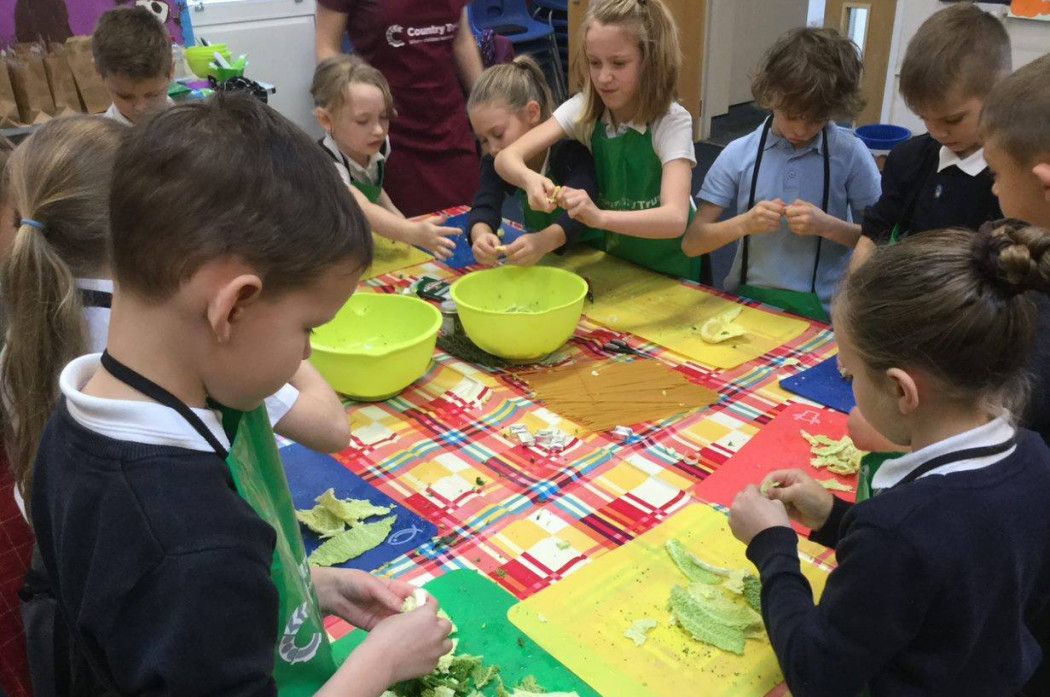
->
[469, 0, 567, 102]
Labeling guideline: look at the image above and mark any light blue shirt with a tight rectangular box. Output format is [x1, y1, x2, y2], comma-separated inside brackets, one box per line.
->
[698, 122, 881, 312]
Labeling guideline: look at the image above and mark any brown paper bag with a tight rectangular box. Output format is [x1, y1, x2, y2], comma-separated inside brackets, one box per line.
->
[64, 37, 110, 114]
[0, 56, 22, 126]
[12, 44, 57, 116]
[44, 43, 84, 113]
[7, 55, 55, 124]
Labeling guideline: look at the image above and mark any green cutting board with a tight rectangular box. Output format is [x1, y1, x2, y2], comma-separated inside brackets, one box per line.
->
[330, 569, 598, 696]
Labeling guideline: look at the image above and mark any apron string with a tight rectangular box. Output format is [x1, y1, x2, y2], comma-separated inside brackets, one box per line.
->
[741, 117, 830, 295]
[99, 350, 230, 460]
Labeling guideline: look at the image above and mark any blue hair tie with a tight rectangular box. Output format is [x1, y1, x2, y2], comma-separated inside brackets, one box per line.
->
[20, 218, 44, 231]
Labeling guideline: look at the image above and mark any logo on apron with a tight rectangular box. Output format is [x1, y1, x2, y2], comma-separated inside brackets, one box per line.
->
[386, 24, 405, 47]
[279, 601, 323, 665]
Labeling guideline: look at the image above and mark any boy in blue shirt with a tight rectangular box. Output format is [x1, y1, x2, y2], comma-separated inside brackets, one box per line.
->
[28, 95, 452, 696]
[851, 3, 1009, 269]
[682, 28, 880, 321]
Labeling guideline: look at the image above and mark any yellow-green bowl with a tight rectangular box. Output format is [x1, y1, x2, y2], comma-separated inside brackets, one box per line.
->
[450, 265, 587, 360]
[184, 45, 232, 79]
[309, 293, 440, 401]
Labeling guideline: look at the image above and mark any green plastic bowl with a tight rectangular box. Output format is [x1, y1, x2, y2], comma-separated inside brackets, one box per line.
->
[309, 293, 440, 401]
[184, 45, 231, 79]
[450, 266, 587, 360]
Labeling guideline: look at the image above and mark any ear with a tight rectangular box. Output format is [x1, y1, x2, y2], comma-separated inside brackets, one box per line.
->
[315, 107, 333, 134]
[206, 274, 263, 344]
[885, 367, 920, 415]
[525, 99, 542, 127]
[1032, 162, 1050, 203]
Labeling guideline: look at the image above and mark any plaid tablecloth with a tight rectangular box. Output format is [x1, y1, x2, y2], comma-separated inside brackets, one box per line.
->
[324, 209, 841, 694]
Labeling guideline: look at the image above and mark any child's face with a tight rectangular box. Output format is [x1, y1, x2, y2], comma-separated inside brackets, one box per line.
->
[984, 137, 1050, 228]
[913, 89, 984, 158]
[320, 83, 391, 166]
[104, 71, 172, 124]
[771, 110, 826, 148]
[585, 21, 643, 121]
[469, 101, 540, 157]
[205, 260, 359, 412]
[834, 317, 910, 448]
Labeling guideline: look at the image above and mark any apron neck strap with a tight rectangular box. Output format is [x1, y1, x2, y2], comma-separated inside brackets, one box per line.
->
[890, 436, 1016, 490]
[741, 116, 830, 295]
[99, 350, 230, 460]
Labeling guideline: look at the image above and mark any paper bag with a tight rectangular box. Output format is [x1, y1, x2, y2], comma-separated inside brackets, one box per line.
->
[44, 43, 85, 113]
[7, 45, 56, 123]
[0, 56, 21, 127]
[64, 37, 109, 114]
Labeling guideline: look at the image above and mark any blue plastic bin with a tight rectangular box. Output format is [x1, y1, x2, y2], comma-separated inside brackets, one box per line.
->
[855, 124, 912, 155]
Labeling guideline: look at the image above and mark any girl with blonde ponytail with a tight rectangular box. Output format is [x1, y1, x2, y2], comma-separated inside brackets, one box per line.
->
[1, 116, 122, 516]
[466, 54, 598, 266]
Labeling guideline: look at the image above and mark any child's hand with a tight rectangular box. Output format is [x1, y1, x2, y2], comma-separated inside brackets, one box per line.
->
[411, 214, 460, 260]
[525, 173, 558, 213]
[744, 199, 786, 235]
[785, 199, 832, 237]
[561, 187, 604, 229]
[471, 230, 503, 266]
[761, 469, 835, 531]
[729, 485, 792, 544]
[311, 567, 411, 631]
[504, 232, 556, 266]
[359, 595, 453, 685]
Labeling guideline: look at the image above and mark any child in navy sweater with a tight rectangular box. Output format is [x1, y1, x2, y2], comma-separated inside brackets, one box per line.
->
[730, 220, 1050, 696]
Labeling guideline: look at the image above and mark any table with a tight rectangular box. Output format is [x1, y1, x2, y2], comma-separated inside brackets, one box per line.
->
[321, 208, 840, 695]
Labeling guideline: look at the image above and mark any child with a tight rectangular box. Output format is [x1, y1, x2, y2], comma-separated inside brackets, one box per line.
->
[92, 6, 175, 125]
[495, 0, 699, 280]
[851, 4, 1010, 269]
[1, 116, 350, 522]
[467, 55, 598, 266]
[312, 55, 460, 260]
[980, 53, 1050, 445]
[683, 27, 881, 321]
[28, 95, 452, 695]
[730, 221, 1050, 696]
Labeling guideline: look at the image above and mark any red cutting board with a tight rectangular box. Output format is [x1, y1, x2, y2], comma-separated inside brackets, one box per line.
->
[693, 404, 857, 534]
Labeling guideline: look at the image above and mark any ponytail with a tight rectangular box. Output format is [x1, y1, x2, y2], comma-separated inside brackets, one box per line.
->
[468, 54, 554, 120]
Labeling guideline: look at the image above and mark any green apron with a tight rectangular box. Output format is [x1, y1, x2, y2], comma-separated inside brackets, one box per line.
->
[99, 351, 337, 696]
[737, 116, 831, 323]
[590, 120, 701, 281]
[321, 137, 385, 204]
[855, 451, 903, 502]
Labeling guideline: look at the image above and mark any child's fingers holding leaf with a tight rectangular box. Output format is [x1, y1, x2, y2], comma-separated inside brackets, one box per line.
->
[505, 235, 547, 267]
[471, 231, 502, 266]
[763, 468, 835, 530]
[729, 485, 791, 544]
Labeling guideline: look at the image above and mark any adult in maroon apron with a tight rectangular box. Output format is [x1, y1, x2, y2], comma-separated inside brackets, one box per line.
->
[317, 0, 481, 217]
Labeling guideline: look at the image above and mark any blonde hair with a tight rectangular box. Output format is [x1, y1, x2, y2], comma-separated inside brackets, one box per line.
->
[572, 0, 680, 127]
[1, 115, 123, 510]
[311, 55, 397, 116]
[468, 55, 554, 121]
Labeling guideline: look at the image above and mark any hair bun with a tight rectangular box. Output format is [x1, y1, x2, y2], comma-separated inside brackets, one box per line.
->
[974, 219, 1050, 297]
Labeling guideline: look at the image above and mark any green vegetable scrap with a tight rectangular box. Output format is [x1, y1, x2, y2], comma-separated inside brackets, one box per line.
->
[297, 488, 396, 554]
[625, 618, 658, 646]
[669, 583, 763, 655]
[817, 478, 854, 492]
[308, 516, 396, 567]
[316, 488, 393, 522]
[295, 506, 345, 538]
[800, 431, 863, 475]
[665, 538, 765, 653]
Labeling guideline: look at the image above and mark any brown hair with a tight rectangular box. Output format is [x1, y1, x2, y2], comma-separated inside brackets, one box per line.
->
[572, 0, 681, 127]
[752, 27, 864, 123]
[837, 221, 1050, 416]
[900, 3, 1010, 113]
[92, 6, 173, 80]
[110, 93, 372, 301]
[1, 116, 124, 508]
[311, 54, 396, 116]
[468, 55, 555, 121]
[981, 54, 1050, 166]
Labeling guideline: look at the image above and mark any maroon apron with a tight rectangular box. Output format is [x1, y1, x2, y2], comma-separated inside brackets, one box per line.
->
[339, 0, 481, 216]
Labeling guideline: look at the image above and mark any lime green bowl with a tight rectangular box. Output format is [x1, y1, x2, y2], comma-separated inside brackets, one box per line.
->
[450, 266, 587, 360]
[184, 45, 231, 79]
[309, 293, 441, 401]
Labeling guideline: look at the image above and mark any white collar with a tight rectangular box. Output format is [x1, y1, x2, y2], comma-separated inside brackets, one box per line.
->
[104, 103, 133, 127]
[322, 134, 387, 180]
[75, 278, 114, 293]
[600, 109, 648, 138]
[871, 414, 1016, 491]
[60, 353, 230, 453]
[937, 146, 988, 176]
